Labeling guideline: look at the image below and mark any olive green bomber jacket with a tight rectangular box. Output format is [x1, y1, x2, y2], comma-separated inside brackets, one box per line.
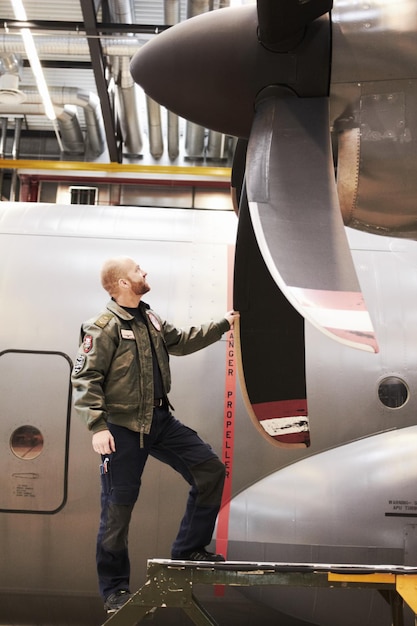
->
[71, 299, 230, 435]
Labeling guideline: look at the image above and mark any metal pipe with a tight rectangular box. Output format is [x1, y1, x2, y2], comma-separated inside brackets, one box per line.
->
[146, 95, 163, 159]
[167, 110, 179, 160]
[108, 1, 144, 157]
[10, 169, 18, 201]
[206, 129, 226, 160]
[187, 0, 210, 18]
[12, 116, 22, 159]
[0, 116, 7, 158]
[118, 56, 142, 155]
[0, 35, 146, 58]
[57, 108, 84, 154]
[185, 122, 205, 159]
[0, 87, 105, 156]
[108, 0, 134, 24]
[165, 0, 181, 25]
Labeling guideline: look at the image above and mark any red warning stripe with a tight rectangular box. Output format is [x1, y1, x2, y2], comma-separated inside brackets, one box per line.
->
[216, 244, 236, 560]
[252, 398, 308, 419]
[252, 399, 309, 446]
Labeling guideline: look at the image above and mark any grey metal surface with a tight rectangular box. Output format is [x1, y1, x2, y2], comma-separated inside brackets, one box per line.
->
[0, 202, 236, 625]
[331, 0, 417, 237]
[331, 0, 417, 84]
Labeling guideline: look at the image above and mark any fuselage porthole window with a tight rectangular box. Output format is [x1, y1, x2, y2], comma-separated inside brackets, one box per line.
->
[10, 425, 44, 460]
[378, 377, 409, 409]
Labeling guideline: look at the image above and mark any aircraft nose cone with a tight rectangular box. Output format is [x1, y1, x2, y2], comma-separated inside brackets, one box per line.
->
[130, 5, 331, 139]
[130, 6, 263, 138]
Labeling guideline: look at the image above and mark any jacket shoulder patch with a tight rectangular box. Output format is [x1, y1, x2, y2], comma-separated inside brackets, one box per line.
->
[73, 354, 86, 375]
[94, 313, 114, 329]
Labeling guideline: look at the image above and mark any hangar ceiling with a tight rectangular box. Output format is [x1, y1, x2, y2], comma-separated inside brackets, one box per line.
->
[0, 0, 249, 168]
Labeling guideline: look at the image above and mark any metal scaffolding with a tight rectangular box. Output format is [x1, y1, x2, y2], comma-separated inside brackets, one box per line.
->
[103, 559, 417, 626]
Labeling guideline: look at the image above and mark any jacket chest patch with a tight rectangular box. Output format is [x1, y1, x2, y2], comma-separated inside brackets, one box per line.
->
[121, 329, 135, 340]
[147, 311, 161, 331]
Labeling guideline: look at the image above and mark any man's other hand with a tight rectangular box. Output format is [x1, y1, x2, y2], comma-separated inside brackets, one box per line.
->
[92, 430, 116, 455]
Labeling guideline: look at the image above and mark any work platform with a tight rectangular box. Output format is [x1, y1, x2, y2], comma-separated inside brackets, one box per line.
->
[103, 559, 417, 626]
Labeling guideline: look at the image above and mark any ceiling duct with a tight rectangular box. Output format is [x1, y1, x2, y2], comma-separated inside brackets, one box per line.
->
[206, 130, 227, 160]
[167, 109, 179, 160]
[0, 35, 145, 58]
[185, 122, 205, 159]
[118, 55, 143, 156]
[108, 0, 143, 156]
[0, 87, 105, 156]
[108, 0, 135, 23]
[0, 35, 141, 157]
[183, 1, 210, 160]
[165, 1, 180, 159]
[0, 117, 8, 158]
[165, 0, 181, 25]
[11, 116, 22, 159]
[1, 105, 83, 156]
[146, 95, 163, 159]
[188, 1, 210, 18]
[106, 0, 188, 161]
[0, 115, 22, 200]
[57, 107, 85, 154]
[0, 53, 26, 105]
[53, 88, 105, 157]
[0, 2, 230, 164]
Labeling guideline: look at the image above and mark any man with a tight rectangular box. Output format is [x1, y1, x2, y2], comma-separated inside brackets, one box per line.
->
[71, 256, 238, 614]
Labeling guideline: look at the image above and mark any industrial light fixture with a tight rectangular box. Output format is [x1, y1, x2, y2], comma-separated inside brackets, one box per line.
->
[10, 0, 56, 121]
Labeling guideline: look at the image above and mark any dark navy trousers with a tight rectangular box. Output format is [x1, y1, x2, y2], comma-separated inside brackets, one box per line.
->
[96, 405, 225, 600]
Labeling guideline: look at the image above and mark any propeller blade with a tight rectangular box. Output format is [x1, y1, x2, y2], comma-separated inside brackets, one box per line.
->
[246, 90, 379, 353]
[234, 182, 310, 449]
